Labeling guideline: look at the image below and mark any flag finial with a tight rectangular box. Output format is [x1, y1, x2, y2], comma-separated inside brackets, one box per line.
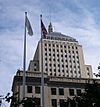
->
[40, 14, 42, 20]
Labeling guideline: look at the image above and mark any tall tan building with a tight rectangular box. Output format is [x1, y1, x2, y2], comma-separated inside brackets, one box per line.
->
[11, 23, 95, 107]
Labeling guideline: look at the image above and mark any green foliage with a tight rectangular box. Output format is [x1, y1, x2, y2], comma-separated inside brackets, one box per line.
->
[73, 81, 100, 107]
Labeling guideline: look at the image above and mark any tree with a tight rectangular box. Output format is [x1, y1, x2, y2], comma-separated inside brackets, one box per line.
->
[70, 81, 100, 107]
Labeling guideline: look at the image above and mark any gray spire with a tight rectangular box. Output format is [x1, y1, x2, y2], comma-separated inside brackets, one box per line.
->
[48, 22, 53, 33]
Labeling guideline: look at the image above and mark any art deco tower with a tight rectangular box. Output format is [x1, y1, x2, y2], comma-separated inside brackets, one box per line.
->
[28, 23, 93, 79]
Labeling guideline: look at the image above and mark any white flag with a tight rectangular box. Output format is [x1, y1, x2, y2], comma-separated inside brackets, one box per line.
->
[26, 16, 33, 36]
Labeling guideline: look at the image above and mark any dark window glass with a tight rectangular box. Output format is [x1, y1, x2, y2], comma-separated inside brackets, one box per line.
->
[50, 72, 52, 75]
[51, 99, 57, 107]
[49, 53, 51, 56]
[62, 65, 64, 67]
[59, 99, 65, 107]
[69, 89, 74, 96]
[35, 86, 40, 94]
[34, 69, 36, 71]
[45, 53, 47, 56]
[53, 54, 55, 56]
[54, 69, 56, 72]
[51, 88, 56, 95]
[53, 58, 55, 61]
[62, 70, 64, 72]
[57, 54, 59, 57]
[76, 89, 81, 96]
[53, 44, 55, 47]
[45, 58, 47, 61]
[65, 50, 67, 53]
[34, 63, 36, 66]
[45, 63, 47, 66]
[61, 54, 63, 57]
[64, 46, 66, 48]
[56, 45, 58, 47]
[58, 69, 60, 72]
[49, 58, 51, 61]
[45, 43, 47, 46]
[49, 48, 51, 51]
[76, 51, 78, 54]
[45, 48, 47, 51]
[54, 73, 56, 76]
[66, 65, 68, 67]
[61, 49, 63, 52]
[45, 68, 47, 71]
[57, 59, 59, 61]
[59, 88, 64, 95]
[27, 86, 32, 93]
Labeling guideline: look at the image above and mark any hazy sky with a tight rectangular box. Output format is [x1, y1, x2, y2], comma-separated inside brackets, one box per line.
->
[0, 0, 100, 106]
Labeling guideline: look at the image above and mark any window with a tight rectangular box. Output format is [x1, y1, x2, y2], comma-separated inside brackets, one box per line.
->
[49, 44, 51, 47]
[53, 44, 55, 47]
[59, 88, 64, 95]
[45, 63, 47, 66]
[50, 72, 52, 75]
[57, 49, 59, 52]
[76, 89, 81, 96]
[56, 45, 58, 47]
[45, 58, 47, 61]
[51, 99, 57, 107]
[45, 43, 47, 46]
[45, 48, 47, 51]
[49, 48, 51, 51]
[51, 88, 56, 95]
[54, 73, 56, 76]
[45, 53, 47, 56]
[72, 46, 74, 49]
[49, 53, 51, 56]
[35, 86, 40, 94]
[27, 86, 32, 93]
[59, 99, 65, 107]
[34, 68, 36, 71]
[61, 49, 63, 52]
[69, 89, 74, 96]
[64, 45, 66, 48]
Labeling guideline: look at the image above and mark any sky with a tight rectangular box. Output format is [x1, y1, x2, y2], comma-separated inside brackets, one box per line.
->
[0, 0, 100, 106]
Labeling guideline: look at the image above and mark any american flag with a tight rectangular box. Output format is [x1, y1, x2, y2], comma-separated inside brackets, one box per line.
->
[41, 19, 48, 38]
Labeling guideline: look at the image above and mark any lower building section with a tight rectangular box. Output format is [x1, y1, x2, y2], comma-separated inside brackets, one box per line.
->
[10, 70, 99, 107]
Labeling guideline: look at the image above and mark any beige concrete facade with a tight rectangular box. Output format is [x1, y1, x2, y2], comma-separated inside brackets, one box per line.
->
[11, 32, 94, 107]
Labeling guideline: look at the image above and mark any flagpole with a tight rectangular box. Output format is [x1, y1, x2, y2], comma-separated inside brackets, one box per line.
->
[23, 12, 27, 99]
[40, 15, 44, 107]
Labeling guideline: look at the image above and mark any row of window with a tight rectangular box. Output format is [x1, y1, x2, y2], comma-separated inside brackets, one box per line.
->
[27, 86, 81, 97]
[27, 86, 40, 94]
[45, 53, 79, 59]
[44, 43, 78, 50]
[51, 88, 81, 96]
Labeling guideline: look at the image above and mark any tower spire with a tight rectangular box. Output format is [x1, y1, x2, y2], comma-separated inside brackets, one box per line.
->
[48, 22, 53, 33]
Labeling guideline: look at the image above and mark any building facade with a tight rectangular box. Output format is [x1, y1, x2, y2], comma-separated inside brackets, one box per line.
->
[11, 25, 95, 107]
